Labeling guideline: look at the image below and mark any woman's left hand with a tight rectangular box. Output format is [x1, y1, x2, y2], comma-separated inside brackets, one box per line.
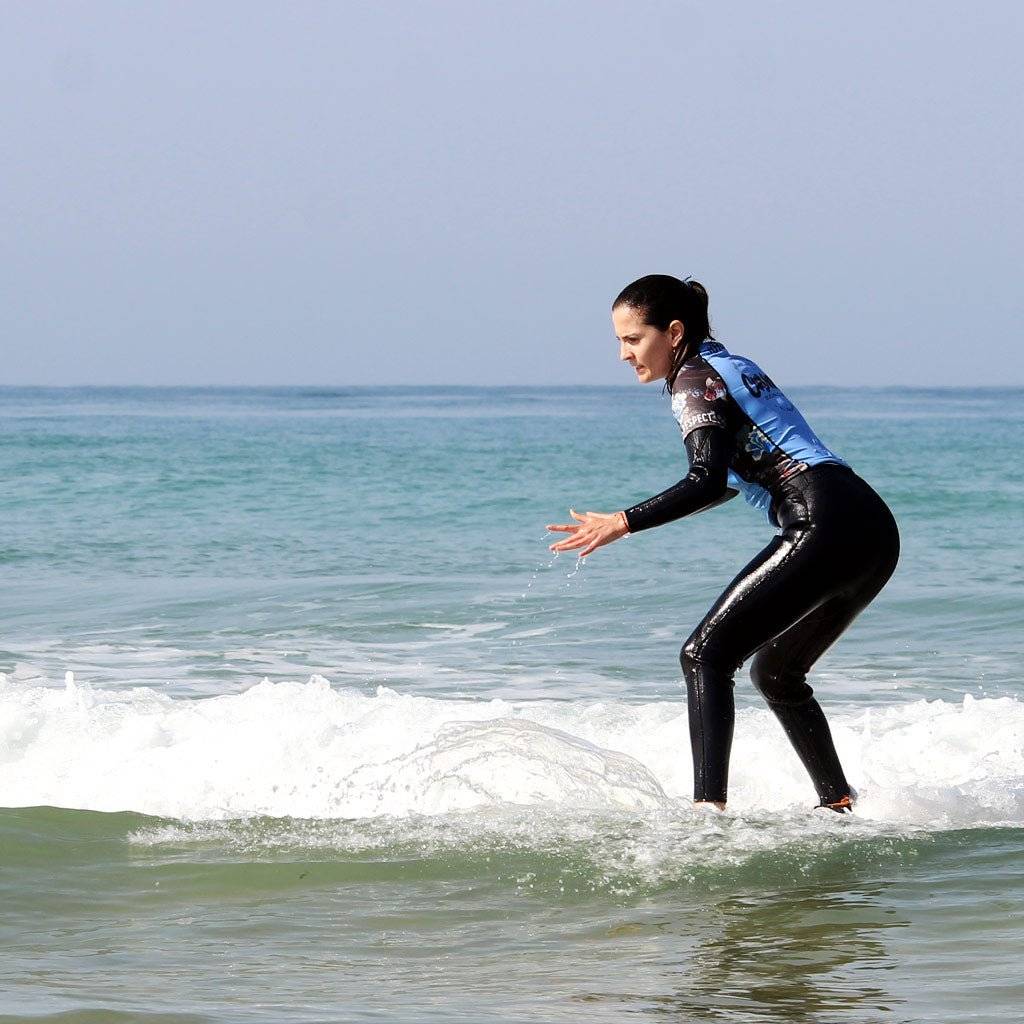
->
[546, 509, 629, 557]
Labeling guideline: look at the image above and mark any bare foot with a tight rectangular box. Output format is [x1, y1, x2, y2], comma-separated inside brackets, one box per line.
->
[694, 800, 726, 811]
[817, 793, 856, 814]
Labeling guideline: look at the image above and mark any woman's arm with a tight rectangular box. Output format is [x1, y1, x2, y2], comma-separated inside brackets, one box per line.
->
[546, 427, 736, 557]
[622, 426, 736, 532]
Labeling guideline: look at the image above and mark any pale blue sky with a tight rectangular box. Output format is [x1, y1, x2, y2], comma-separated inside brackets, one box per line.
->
[3, 2, 1022, 386]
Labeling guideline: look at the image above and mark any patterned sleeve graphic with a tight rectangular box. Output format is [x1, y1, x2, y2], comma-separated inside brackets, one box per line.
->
[671, 366, 730, 437]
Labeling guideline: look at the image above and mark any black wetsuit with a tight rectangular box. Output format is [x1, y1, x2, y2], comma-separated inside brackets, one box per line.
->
[623, 342, 900, 806]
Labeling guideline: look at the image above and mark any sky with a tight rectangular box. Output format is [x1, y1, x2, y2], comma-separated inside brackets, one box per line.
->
[2, 1, 1022, 386]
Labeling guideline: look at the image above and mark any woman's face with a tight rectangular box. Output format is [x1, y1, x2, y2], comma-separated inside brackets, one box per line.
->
[612, 305, 684, 384]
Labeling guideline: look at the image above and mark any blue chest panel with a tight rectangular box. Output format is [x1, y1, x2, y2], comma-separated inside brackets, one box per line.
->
[700, 341, 846, 472]
[670, 342, 847, 522]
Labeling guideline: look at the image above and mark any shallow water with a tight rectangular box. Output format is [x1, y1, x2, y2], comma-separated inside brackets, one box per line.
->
[1, 385, 1021, 1021]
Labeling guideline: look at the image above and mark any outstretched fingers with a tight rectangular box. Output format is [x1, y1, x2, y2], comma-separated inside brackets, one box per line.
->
[547, 507, 587, 537]
[550, 533, 590, 553]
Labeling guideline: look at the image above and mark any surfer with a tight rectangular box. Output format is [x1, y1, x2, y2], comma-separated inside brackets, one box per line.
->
[547, 275, 899, 812]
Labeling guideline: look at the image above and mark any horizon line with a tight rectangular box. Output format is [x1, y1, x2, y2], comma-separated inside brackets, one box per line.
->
[1, 382, 1022, 391]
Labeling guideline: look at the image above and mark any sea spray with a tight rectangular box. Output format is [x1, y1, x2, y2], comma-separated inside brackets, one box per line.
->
[1, 673, 1021, 831]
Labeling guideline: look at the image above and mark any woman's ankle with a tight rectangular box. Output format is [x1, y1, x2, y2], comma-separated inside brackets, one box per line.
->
[694, 800, 727, 811]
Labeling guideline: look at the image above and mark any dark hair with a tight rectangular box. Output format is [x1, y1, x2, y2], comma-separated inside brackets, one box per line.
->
[612, 274, 714, 391]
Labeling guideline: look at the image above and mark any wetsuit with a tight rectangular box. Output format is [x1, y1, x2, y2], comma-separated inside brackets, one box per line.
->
[623, 341, 900, 806]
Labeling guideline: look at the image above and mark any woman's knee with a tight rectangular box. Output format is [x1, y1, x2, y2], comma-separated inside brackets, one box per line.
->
[680, 632, 739, 683]
[680, 629, 708, 677]
[750, 649, 814, 705]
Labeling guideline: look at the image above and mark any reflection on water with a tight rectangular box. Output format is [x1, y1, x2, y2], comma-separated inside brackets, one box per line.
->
[683, 884, 904, 1021]
[578, 879, 908, 1023]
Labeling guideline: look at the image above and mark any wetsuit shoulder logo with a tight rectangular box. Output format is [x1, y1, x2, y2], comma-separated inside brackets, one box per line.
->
[703, 377, 727, 402]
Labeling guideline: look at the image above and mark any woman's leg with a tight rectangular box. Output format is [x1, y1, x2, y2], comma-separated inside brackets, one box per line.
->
[682, 467, 899, 805]
[683, 515, 898, 804]
[681, 526, 834, 804]
[750, 558, 899, 805]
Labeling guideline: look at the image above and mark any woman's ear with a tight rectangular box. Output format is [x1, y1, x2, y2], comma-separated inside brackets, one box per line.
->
[669, 320, 685, 350]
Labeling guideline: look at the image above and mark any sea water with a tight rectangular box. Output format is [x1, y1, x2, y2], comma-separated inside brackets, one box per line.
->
[0, 385, 1021, 1022]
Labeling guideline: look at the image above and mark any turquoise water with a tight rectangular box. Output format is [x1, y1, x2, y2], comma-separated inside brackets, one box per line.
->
[1, 386, 1022, 1021]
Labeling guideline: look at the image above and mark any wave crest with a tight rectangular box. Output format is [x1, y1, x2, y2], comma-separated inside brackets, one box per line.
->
[1, 673, 1021, 830]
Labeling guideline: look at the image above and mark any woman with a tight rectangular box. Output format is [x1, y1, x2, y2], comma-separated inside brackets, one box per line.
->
[547, 275, 899, 812]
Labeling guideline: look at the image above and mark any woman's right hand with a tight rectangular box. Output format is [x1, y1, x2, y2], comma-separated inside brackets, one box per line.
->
[546, 508, 629, 558]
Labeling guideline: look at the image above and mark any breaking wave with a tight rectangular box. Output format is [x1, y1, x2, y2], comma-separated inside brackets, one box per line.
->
[1, 672, 1021, 831]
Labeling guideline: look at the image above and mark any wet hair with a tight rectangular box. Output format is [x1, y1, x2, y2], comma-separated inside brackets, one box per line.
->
[612, 274, 714, 391]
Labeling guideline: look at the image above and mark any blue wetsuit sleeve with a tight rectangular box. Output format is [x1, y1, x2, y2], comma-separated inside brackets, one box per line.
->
[623, 426, 738, 533]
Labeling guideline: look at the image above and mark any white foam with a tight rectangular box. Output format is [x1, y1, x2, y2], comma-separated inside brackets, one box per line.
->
[0, 673, 1021, 830]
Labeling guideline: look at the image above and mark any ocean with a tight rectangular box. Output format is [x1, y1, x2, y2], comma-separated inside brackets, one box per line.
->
[1, 384, 1021, 1022]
